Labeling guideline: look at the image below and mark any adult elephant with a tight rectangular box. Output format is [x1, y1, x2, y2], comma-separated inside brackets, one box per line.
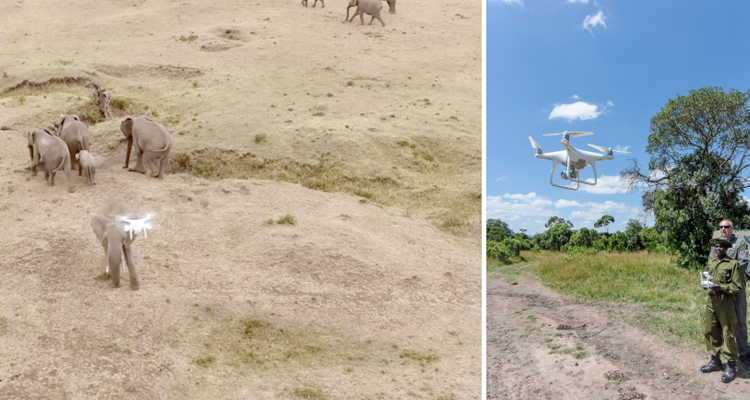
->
[55, 114, 90, 176]
[384, 0, 395, 14]
[120, 115, 174, 178]
[28, 128, 71, 185]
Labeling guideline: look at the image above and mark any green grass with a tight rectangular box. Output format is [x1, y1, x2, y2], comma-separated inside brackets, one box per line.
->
[486, 250, 548, 280]
[531, 251, 715, 349]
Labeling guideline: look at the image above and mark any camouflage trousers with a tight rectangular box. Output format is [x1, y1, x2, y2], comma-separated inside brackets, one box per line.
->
[705, 293, 739, 361]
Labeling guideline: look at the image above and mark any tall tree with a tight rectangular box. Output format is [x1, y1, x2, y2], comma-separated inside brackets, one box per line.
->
[594, 215, 615, 234]
[621, 86, 750, 268]
[545, 216, 573, 229]
[486, 219, 513, 240]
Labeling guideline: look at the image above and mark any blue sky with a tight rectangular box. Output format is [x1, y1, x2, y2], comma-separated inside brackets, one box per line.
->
[486, 0, 750, 235]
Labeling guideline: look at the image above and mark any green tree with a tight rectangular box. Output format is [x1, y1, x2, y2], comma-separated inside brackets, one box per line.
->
[545, 216, 573, 229]
[594, 215, 615, 234]
[621, 86, 750, 268]
[486, 219, 513, 240]
[539, 223, 573, 251]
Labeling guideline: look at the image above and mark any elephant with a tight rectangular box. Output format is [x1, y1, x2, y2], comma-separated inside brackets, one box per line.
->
[121, 115, 174, 178]
[55, 114, 90, 176]
[91, 199, 141, 290]
[346, 0, 385, 26]
[383, 0, 395, 14]
[301, 0, 324, 7]
[76, 149, 99, 184]
[27, 128, 71, 186]
[93, 88, 112, 119]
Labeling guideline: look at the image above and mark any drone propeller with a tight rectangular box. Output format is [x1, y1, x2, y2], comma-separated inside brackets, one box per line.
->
[588, 144, 631, 154]
[542, 131, 594, 137]
[529, 136, 543, 151]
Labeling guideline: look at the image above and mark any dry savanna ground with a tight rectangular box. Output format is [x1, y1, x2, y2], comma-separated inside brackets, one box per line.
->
[0, 0, 481, 398]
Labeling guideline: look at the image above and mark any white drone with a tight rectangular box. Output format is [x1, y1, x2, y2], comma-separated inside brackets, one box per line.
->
[528, 131, 630, 191]
[117, 213, 155, 239]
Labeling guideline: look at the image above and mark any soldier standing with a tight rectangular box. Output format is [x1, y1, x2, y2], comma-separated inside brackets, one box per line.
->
[701, 237, 743, 383]
[708, 219, 750, 365]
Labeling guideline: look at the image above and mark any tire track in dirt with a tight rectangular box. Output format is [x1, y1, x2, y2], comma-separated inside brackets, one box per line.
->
[487, 276, 750, 400]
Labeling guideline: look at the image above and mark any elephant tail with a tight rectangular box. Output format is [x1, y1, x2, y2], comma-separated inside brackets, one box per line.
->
[154, 134, 173, 153]
[52, 151, 71, 175]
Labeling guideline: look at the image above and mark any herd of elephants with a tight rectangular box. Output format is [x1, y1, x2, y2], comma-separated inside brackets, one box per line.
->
[21, 0, 401, 290]
[26, 88, 173, 290]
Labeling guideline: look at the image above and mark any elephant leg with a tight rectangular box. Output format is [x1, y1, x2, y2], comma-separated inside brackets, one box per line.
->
[158, 156, 168, 179]
[360, 12, 365, 24]
[91, 167, 96, 184]
[123, 244, 140, 290]
[132, 148, 147, 174]
[377, 16, 385, 26]
[48, 170, 56, 186]
[369, 15, 374, 25]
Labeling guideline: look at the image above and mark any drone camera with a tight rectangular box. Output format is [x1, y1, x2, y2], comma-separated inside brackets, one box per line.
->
[560, 169, 578, 180]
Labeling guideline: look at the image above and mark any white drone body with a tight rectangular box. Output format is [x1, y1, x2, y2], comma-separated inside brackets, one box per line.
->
[117, 213, 154, 240]
[700, 271, 716, 289]
[528, 131, 630, 191]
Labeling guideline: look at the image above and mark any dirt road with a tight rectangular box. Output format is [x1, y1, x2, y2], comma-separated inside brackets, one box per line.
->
[487, 274, 750, 400]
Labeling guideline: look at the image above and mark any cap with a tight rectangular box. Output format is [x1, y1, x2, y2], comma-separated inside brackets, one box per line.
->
[709, 238, 732, 248]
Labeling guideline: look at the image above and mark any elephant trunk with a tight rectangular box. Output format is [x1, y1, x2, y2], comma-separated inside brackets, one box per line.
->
[124, 137, 133, 168]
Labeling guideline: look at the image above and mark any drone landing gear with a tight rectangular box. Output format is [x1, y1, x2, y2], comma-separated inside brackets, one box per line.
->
[548, 163, 599, 190]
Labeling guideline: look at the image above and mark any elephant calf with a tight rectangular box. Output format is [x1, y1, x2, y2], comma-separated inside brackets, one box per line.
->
[28, 128, 71, 186]
[76, 150, 99, 185]
[346, 0, 386, 26]
[91, 199, 141, 290]
[121, 115, 174, 179]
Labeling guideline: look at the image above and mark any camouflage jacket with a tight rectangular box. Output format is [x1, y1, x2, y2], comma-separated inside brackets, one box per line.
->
[706, 257, 742, 295]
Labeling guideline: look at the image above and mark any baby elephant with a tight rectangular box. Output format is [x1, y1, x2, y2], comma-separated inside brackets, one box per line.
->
[91, 199, 141, 290]
[346, 0, 385, 26]
[76, 150, 99, 184]
[302, 0, 324, 7]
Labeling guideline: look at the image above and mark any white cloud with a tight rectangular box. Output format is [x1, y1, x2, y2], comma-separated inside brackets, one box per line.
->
[503, 192, 542, 202]
[572, 94, 580, 99]
[583, 11, 607, 33]
[548, 101, 602, 122]
[496, 176, 508, 181]
[487, 192, 643, 234]
[490, 0, 522, 4]
[566, 0, 590, 3]
[615, 145, 630, 153]
[555, 199, 583, 208]
[578, 175, 629, 194]
[607, 101, 614, 106]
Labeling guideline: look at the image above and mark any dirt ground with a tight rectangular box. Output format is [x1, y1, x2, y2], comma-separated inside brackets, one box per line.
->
[0, 0, 481, 398]
[487, 274, 750, 400]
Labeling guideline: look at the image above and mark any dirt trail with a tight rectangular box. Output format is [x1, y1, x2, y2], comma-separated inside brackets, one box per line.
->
[487, 275, 750, 400]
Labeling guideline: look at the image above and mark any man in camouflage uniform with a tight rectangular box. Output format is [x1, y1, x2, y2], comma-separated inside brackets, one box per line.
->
[702, 237, 743, 383]
[708, 219, 750, 365]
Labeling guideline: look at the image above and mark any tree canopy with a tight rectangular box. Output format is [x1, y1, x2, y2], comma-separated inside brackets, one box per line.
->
[594, 215, 615, 234]
[621, 86, 750, 268]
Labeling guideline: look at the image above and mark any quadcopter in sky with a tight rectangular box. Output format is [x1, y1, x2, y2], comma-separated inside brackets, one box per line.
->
[528, 131, 629, 190]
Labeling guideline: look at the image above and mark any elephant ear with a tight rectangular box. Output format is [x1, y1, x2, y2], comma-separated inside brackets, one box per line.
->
[120, 116, 134, 139]
[71, 114, 80, 121]
[55, 115, 65, 131]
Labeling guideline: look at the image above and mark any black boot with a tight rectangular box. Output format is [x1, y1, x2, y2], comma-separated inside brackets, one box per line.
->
[721, 361, 736, 383]
[701, 355, 723, 373]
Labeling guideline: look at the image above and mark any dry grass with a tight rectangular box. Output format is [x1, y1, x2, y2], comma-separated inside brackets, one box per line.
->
[0, 0, 480, 398]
